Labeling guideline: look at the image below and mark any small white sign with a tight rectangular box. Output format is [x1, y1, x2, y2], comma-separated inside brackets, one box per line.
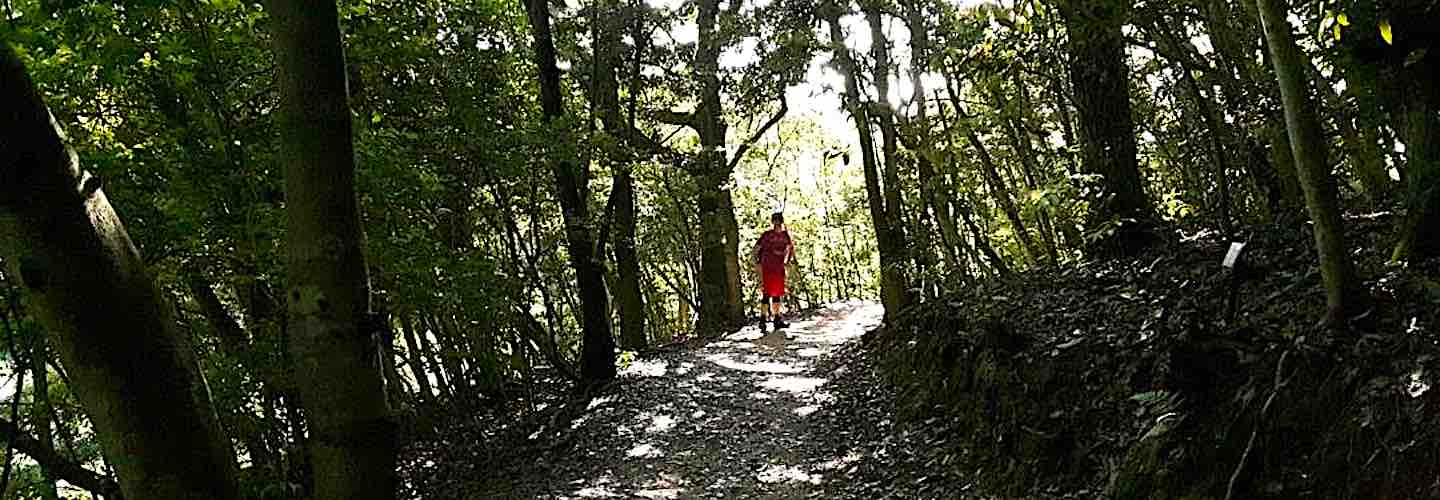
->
[1222, 242, 1247, 268]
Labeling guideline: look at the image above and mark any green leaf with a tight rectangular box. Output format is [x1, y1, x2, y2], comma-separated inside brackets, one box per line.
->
[1380, 19, 1393, 44]
[1130, 390, 1168, 404]
[1334, 24, 1342, 41]
[1337, 13, 1350, 26]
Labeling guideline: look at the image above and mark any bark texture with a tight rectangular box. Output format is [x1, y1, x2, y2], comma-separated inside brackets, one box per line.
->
[1060, 0, 1155, 255]
[0, 43, 240, 500]
[268, 0, 398, 496]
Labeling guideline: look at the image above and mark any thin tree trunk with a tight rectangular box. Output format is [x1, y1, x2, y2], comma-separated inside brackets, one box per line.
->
[399, 315, 433, 401]
[593, 0, 647, 349]
[1392, 64, 1440, 263]
[824, 3, 911, 321]
[996, 75, 1061, 264]
[1052, 76, 1078, 176]
[1388, 73, 1434, 262]
[1176, 64, 1234, 236]
[28, 336, 59, 500]
[185, 272, 250, 353]
[941, 71, 1043, 266]
[1318, 75, 1392, 206]
[427, 315, 467, 392]
[926, 89, 974, 272]
[901, 1, 956, 281]
[376, 309, 407, 410]
[413, 316, 451, 395]
[865, 7, 913, 277]
[1254, 0, 1360, 324]
[0, 44, 240, 500]
[268, 0, 397, 495]
[523, 0, 617, 381]
[956, 195, 1014, 278]
[962, 123, 1042, 265]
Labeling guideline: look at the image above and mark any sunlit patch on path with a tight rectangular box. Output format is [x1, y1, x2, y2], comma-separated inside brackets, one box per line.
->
[537, 301, 884, 499]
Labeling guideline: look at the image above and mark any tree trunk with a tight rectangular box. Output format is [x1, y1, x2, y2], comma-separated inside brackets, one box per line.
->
[1008, 72, 1062, 264]
[268, 0, 398, 496]
[694, 176, 731, 335]
[688, 0, 743, 336]
[865, 7, 913, 277]
[185, 272, 250, 353]
[0, 44, 240, 500]
[592, 0, 647, 350]
[399, 315, 433, 401]
[427, 315, 468, 392]
[29, 337, 59, 500]
[956, 195, 1014, 278]
[1060, 0, 1154, 255]
[377, 311, 407, 410]
[962, 123, 1043, 265]
[1392, 59, 1440, 263]
[720, 191, 746, 325]
[1200, 0, 1303, 218]
[926, 88, 975, 273]
[612, 168, 647, 349]
[1254, 0, 1360, 324]
[414, 316, 451, 395]
[1176, 65, 1233, 236]
[523, 0, 617, 381]
[824, 4, 911, 321]
[900, 1, 951, 283]
[1266, 121, 1306, 215]
[1052, 76, 1079, 176]
[1318, 75, 1392, 206]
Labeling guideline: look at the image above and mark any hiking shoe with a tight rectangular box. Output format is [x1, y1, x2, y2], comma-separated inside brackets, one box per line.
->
[758, 319, 770, 332]
[773, 318, 789, 329]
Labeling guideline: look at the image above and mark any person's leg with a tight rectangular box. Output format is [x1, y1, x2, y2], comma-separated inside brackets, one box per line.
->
[771, 297, 788, 328]
[759, 292, 770, 330]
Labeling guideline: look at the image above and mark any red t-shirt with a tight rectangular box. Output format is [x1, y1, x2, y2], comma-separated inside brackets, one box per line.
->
[755, 229, 793, 273]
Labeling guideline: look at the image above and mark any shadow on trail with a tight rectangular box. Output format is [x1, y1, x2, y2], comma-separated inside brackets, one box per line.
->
[528, 301, 885, 499]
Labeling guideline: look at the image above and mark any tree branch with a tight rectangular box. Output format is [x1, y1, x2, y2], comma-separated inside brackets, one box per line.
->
[512, 306, 581, 383]
[593, 181, 621, 258]
[725, 96, 788, 172]
[651, 108, 698, 129]
[0, 418, 122, 499]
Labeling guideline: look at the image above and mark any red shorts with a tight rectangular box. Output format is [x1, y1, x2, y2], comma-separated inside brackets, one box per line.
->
[761, 266, 786, 298]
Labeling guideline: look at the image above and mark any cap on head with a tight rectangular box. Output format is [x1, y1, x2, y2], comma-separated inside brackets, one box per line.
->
[771, 212, 784, 225]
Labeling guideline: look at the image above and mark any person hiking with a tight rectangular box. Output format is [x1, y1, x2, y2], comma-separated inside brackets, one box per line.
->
[754, 212, 796, 331]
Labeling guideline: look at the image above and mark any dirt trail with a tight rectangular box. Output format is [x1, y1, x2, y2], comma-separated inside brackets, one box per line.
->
[520, 302, 890, 499]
